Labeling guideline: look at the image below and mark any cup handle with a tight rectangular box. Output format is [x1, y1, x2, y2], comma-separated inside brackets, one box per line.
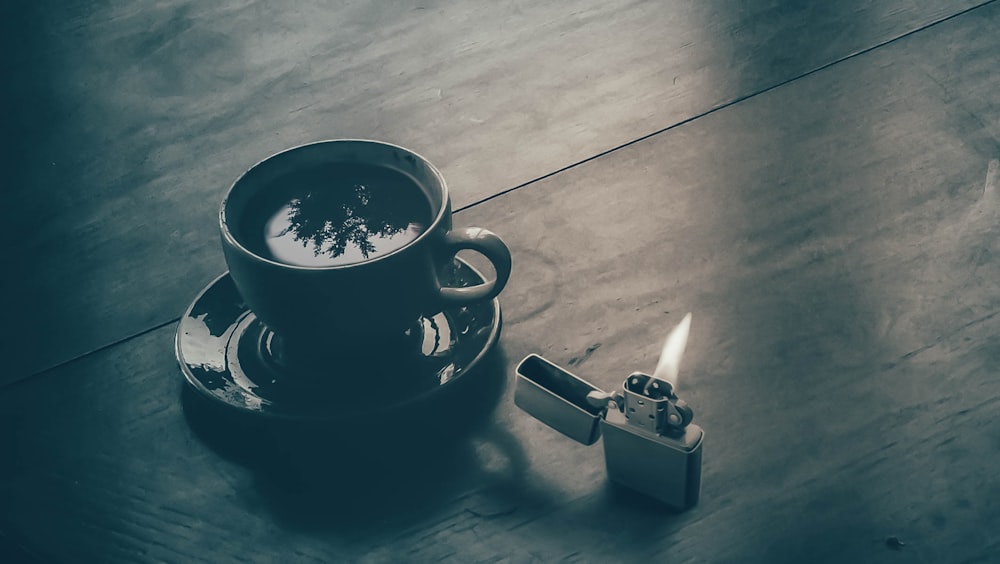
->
[439, 227, 512, 306]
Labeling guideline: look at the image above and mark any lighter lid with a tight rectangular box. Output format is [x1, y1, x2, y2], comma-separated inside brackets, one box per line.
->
[514, 354, 607, 445]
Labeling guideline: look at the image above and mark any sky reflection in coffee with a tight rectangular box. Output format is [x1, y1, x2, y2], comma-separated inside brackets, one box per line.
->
[247, 164, 431, 267]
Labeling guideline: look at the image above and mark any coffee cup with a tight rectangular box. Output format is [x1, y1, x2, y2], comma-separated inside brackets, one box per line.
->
[220, 139, 512, 350]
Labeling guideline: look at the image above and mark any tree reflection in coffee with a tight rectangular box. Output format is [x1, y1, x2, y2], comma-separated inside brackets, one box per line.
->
[242, 164, 432, 267]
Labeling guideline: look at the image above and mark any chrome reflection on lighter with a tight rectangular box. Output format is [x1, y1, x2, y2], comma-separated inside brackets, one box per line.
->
[513, 313, 704, 511]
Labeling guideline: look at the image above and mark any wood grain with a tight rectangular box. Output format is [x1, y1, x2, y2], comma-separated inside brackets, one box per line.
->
[3, 3, 1000, 561]
[5, 0, 990, 382]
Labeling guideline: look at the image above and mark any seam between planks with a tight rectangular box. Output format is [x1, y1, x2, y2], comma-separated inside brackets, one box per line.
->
[6, 0, 998, 389]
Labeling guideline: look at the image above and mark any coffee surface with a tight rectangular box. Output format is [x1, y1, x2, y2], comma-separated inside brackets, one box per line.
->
[241, 164, 432, 267]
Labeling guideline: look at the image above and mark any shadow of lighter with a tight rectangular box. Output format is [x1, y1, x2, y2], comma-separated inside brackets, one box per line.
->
[513, 316, 703, 511]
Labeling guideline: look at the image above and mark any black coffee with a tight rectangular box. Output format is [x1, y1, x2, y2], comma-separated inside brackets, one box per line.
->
[241, 163, 432, 267]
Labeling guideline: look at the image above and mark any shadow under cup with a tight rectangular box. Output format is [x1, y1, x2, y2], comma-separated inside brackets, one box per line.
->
[220, 140, 511, 362]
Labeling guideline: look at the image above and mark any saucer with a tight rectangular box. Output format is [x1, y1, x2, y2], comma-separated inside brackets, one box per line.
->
[175, 258, 502, 421]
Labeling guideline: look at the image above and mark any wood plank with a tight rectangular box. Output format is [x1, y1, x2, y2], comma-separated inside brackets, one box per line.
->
[3, 4, 1000, 561]
[4, 0, 990, 382]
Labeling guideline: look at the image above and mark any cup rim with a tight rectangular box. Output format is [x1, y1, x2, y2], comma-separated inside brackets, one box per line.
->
[219, 139, 450, 271]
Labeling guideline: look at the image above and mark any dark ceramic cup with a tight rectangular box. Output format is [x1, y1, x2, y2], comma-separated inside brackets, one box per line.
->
[220, 140, 511, 351]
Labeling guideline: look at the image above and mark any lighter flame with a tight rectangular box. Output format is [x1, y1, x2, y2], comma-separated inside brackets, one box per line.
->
[652, 312, 692, 387]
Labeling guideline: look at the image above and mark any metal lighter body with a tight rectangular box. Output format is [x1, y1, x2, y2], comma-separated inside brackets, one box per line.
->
[514, 354, 703, 510]
[602, 401, 703, 509]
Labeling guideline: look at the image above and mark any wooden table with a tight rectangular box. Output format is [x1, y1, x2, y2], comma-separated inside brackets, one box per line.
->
[3, 1, 1000, 561]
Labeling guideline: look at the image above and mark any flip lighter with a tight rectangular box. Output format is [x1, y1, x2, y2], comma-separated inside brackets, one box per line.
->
[514, 314, 703, 510]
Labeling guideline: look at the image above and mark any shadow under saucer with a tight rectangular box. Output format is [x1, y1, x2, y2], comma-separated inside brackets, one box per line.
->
[181, 345, 511, 532]
[177, 258, 510, 531]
